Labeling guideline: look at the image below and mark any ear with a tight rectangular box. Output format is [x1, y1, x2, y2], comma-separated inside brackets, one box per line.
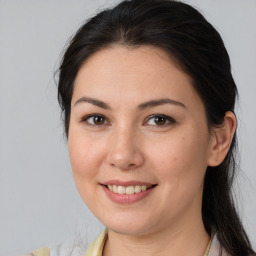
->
[207, 111, 237, 167]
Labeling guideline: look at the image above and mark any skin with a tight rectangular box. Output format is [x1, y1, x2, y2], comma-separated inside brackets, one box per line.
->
[68, 45, 236, 256]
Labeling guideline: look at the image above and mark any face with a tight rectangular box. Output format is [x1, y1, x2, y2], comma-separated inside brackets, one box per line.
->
[68, 46, 215, 236]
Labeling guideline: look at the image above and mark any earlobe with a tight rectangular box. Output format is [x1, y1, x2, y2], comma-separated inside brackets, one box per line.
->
[207, 111, 237, 167]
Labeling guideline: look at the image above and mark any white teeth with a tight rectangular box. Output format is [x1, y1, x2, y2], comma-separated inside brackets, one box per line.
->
[135, 185, 143, 193]
[112, 185, 118, 193]
[117, 186, 126, 194]
[126, 186, 135, 195]
[107, 185, 152, 195]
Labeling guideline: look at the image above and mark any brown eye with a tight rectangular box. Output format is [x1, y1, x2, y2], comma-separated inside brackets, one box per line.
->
[145, 114, 176, 127]
[154, 116, 167, 126]
[93, 116, 105, 125]
[84, 115, 107, 126]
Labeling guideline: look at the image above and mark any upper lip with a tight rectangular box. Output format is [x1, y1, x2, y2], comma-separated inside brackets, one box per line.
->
[101, 179, 156, 187]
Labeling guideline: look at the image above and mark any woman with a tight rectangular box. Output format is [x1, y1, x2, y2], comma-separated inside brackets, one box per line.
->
[29, 0, 255, 255]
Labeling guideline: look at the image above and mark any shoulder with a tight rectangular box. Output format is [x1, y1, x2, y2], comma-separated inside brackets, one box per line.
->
[18, 249, 49, 256]
[25, 237, 86, 256]
[31, 248, 50, 256]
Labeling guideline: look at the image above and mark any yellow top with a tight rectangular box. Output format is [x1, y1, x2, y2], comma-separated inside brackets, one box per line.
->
[84, 229, 212, 256]
[32, 247, 50, 256]
[84, 229, 108, 256]
[31, 229, 212, 256]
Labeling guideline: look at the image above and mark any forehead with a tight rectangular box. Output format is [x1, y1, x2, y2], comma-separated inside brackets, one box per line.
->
[72, 45, 202, 111]
[75, 45, 186, 83]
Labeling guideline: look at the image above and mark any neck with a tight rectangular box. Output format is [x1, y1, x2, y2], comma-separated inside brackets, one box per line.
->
[103, 217, 210, 256]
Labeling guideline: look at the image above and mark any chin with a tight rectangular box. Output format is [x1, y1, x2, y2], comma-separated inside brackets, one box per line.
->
[108, 224, 151, 236]
[99, 213, 157, 236]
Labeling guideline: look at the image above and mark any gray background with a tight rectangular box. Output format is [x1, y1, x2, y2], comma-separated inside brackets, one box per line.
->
[0, 0, 255, 255]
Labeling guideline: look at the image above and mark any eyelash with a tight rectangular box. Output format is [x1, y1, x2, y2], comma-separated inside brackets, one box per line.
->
[144, 114, 176, 127]
[81, 114, 176, 127]
[81, 114, 109, 127]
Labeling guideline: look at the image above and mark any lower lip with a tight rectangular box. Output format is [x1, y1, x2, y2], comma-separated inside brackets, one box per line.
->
[102, 185, 156, 204]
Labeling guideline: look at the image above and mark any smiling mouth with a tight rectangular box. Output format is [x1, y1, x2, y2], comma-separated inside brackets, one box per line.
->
[104, 184, 157, 195]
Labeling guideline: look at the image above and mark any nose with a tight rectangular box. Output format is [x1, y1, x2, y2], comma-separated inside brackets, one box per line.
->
[106, 127, 144, 170]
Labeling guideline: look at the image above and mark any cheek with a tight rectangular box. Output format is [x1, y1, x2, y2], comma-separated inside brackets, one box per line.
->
[148, 132, 209, 185]
[149, 135, 208, 217]
[68, 130, 105, 182]
[68, 132, 107, 208]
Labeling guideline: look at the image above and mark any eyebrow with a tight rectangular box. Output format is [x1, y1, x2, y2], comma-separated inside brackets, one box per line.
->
[74, 97, 186, 110]
[74, 97, 111, 109]
[138, 98, 186, 110]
